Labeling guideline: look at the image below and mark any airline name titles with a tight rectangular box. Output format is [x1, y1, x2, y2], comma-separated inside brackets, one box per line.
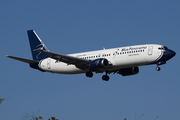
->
[121, 46, 147, 52]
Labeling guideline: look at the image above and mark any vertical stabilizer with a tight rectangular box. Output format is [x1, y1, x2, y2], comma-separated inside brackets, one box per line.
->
[27, 30, 51, 61]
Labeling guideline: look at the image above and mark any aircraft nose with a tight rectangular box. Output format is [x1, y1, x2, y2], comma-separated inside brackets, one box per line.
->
[172, 50, 176, 57]
[163, 49, 176, 61]
[168, 49, 176, 58]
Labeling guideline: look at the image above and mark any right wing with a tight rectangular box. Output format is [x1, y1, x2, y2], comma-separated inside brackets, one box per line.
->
[34, 49, 89, 65]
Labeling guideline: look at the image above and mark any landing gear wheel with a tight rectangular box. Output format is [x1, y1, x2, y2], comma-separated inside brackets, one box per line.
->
[156, 67, 161, 71]
[86, 72, 93, 78]
[102, 75, 109, 81]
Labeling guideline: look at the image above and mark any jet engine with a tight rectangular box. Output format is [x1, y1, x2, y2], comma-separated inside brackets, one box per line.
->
[90, 58, 109, 69]
[118, 67, 139, 76]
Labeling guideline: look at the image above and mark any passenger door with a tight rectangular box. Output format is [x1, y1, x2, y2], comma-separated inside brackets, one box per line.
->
[148, 46, 153, 55]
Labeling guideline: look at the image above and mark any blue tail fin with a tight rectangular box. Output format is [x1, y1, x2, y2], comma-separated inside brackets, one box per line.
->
[27, 30, 51, 61]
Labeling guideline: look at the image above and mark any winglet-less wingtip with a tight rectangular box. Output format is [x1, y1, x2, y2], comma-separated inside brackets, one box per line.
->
[6, 55, 39, 64]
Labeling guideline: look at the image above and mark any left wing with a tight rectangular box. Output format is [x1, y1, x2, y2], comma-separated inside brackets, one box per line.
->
[6, 55, 39, 64]
[35, 49, 89, 65]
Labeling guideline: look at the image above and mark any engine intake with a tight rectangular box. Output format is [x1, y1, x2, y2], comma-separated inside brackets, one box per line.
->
[118, 67, 139, 76]
[90, 58, 109, 68]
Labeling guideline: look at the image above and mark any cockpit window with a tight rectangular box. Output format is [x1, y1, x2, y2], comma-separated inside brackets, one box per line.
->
[164, 46, 168, 49]
[158, 46, 168, 50]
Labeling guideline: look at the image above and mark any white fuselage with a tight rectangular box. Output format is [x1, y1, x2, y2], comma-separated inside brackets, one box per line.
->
[39, 44, 163, 74]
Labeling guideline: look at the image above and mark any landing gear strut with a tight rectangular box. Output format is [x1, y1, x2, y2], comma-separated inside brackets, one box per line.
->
[102, 72, 109, 81]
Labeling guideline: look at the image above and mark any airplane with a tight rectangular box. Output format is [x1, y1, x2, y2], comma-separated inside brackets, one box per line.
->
[6, 30, 176, 81]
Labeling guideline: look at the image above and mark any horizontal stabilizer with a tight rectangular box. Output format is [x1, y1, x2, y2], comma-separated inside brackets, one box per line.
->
[6, 55, 39, 64]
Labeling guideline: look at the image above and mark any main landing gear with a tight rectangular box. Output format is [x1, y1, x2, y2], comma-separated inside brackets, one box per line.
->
[102, 72, 109, 81]
[86, 72, 93, 78]
[102, 75, 109, 81]
[85, 71, 110, 81]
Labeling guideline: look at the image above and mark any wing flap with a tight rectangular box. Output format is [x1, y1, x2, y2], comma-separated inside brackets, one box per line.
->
[34, 49, 89, 65]
[6, 55, 39, 64]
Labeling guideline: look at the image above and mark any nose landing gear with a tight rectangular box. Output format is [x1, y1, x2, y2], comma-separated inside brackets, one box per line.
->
[156, 61, 166, 71]
[156, 66, 161, 71]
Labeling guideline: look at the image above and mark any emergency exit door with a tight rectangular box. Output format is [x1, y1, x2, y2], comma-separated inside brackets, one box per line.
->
[47, 59, 51, 69]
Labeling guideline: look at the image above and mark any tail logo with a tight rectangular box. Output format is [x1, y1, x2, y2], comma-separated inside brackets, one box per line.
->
[35, 43, 49, 60]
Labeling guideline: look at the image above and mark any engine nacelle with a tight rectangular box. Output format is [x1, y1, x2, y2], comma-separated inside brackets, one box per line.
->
[90, 58, 109, 68]
[118, 67, 139, 76]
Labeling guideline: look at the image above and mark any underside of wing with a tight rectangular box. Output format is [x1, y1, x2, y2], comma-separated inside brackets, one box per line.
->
[34, 49, 89, 65]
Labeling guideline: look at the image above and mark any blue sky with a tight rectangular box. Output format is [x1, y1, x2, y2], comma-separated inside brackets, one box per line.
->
[0, 1, 179, 120]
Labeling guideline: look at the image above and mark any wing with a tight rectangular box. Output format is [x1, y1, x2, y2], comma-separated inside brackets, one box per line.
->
[34, 49, 89, 65]
[6, 55, 39, 64]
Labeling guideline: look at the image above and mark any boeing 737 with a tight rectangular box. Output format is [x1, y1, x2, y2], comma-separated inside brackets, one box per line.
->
[7, 30, 176, 81]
